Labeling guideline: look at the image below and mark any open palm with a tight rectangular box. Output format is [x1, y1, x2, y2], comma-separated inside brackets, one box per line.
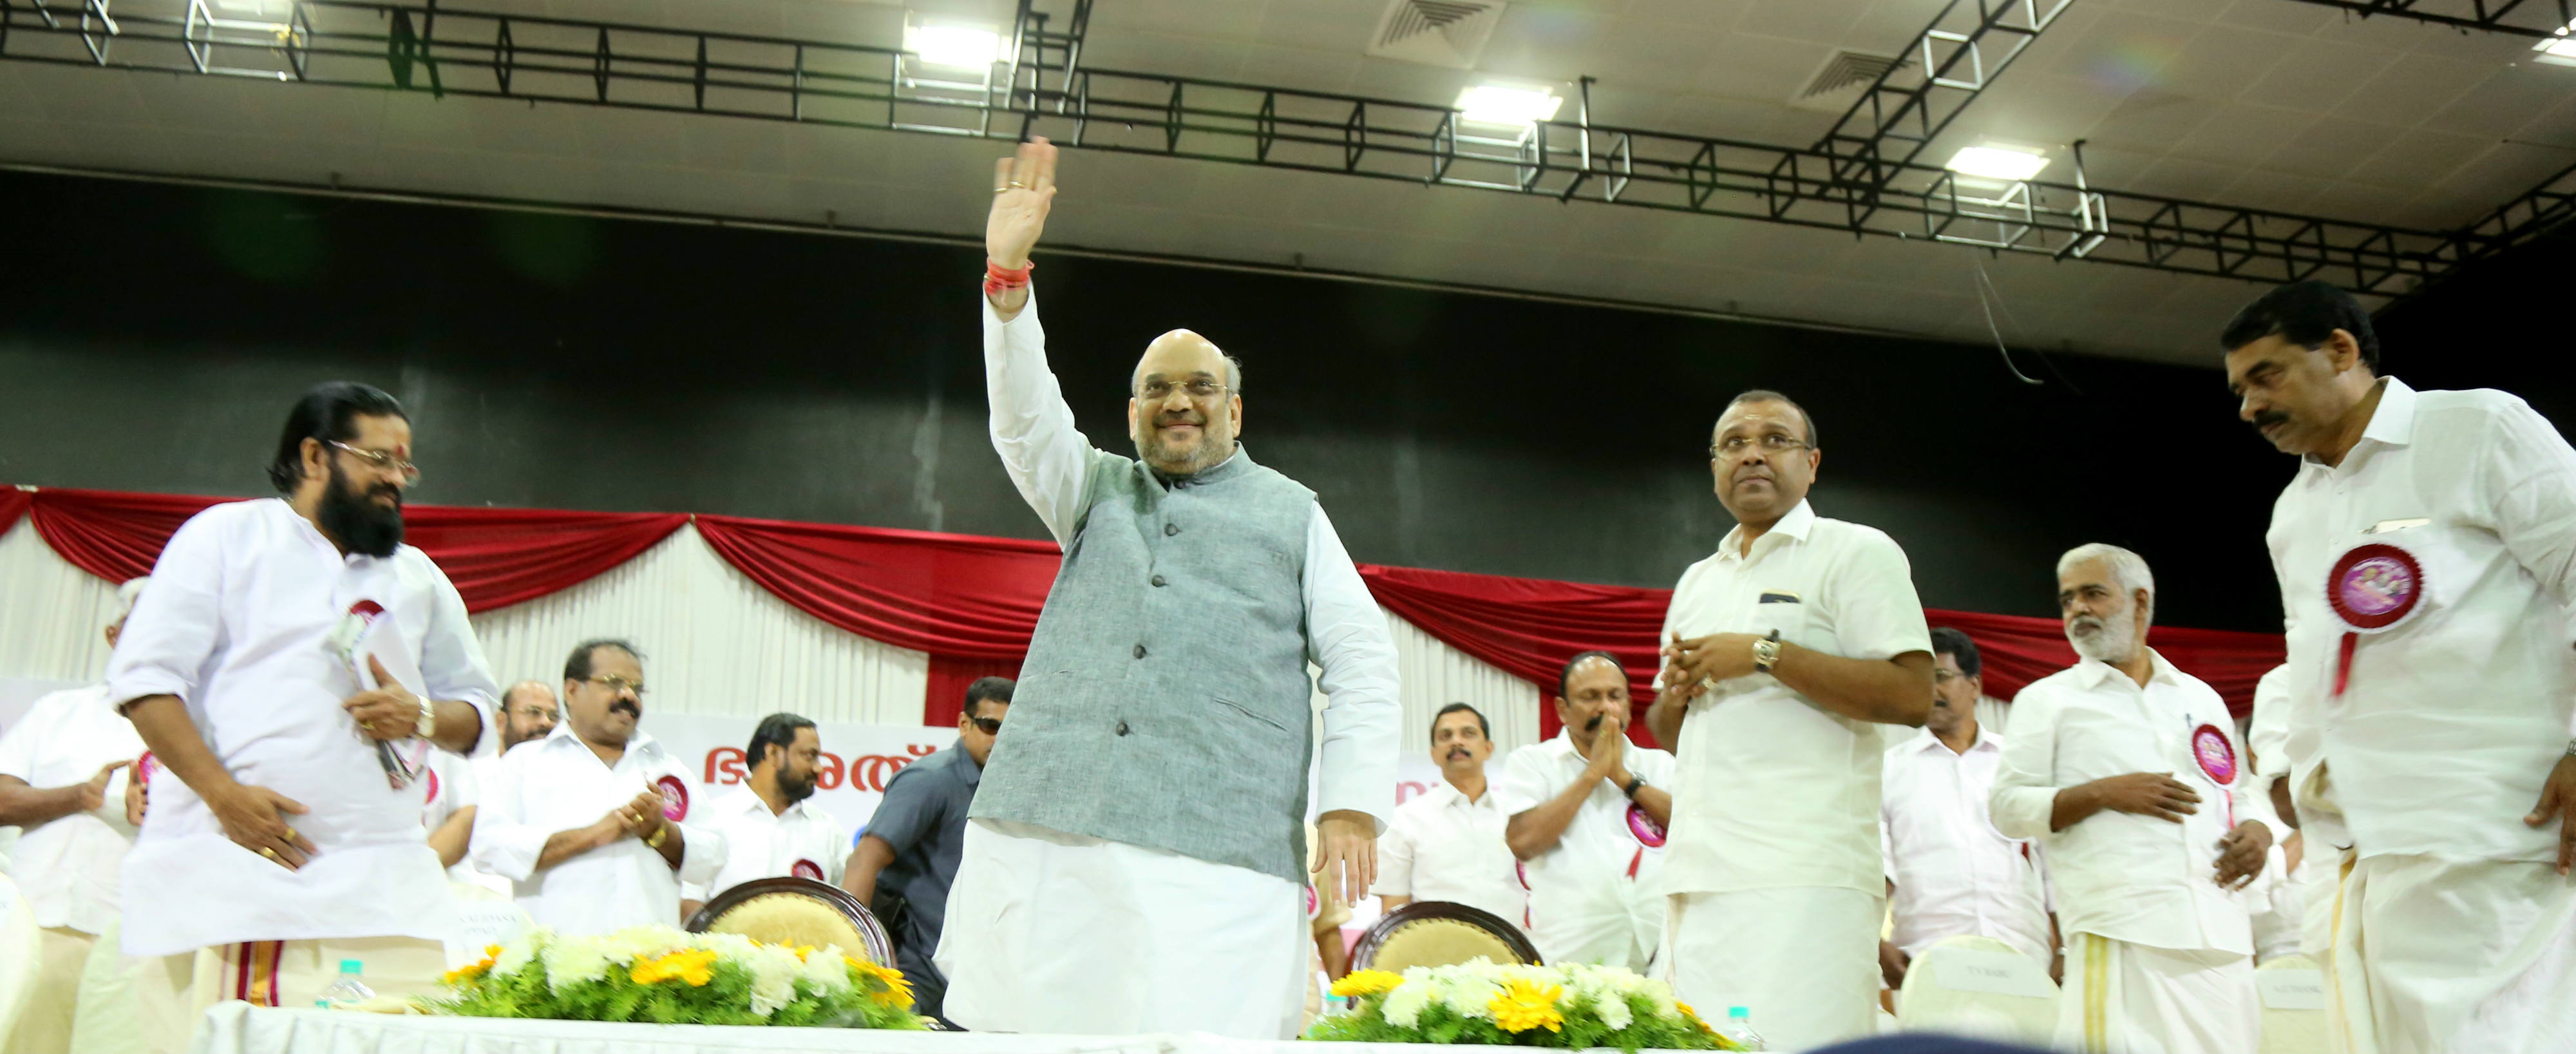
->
[987, 137, 1059, 269]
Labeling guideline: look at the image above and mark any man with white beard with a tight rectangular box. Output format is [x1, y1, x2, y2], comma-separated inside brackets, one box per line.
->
[1991, 544, 2274, 1054]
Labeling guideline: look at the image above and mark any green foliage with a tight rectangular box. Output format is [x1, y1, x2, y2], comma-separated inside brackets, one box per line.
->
[1302, 988, 1730, 1051]
[439, 951, 923, 1030]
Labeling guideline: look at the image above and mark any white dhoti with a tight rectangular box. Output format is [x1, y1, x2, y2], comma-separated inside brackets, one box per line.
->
[2329, 852, 2576, 1054]
[129, 935, 448, 1053]
[1530, 882, 1665, 973]
[2056, 931, 2258, 1054]
[1660, 886, 1880, 1053]
[935, 818, 1307, 1040]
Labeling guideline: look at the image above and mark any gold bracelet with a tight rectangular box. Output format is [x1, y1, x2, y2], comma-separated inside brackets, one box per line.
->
[646, 824, 669, 849]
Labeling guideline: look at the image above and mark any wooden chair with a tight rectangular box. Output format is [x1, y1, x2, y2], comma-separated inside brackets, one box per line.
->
[682, 877, 894, 969]
[1351, 901, 1541, 974]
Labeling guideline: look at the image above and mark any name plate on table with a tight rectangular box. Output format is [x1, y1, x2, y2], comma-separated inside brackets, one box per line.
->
[1929, 949, 2055, 999]
[444, 903, 531, 967]
[2259, 969, 2327, 1010]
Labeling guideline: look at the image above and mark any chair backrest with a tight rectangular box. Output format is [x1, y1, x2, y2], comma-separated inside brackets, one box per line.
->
[683, 877, 894, 968]
[2255, 953, 2329, 1054]
[1351, 901, 1541, 974]
[0, 874, 39, 1044]
[1893, 935, 2058, 1046]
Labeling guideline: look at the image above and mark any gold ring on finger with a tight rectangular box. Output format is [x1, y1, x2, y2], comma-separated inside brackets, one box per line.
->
[260, 846, 279, 859]
[993, 186, 1010, 193]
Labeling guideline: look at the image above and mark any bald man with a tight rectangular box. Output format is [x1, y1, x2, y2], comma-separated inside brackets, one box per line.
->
[934, 137, 1401, 1040]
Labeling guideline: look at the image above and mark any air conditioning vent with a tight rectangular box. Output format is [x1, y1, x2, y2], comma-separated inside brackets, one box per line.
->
[1792, 49, 1909, 113]
[1365, 0, 1506, 70]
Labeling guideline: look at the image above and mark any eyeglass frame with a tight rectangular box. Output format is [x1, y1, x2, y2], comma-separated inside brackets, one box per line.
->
[328, 439, 422, 481]
[1134, 378, 1233, 403]
[1707, 434, 1813, 459]
[580, 673, 648, 696]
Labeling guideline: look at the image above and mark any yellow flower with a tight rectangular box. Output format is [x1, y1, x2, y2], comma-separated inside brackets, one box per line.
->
[441, 944, 503, 984]
[1331, 970, 1404, 999]
[630, 949, 721, 987]
[850, 956, 914, 1007]
[1488, 978, 1564, 1034]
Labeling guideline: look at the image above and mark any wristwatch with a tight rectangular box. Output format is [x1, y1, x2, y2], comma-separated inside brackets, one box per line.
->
[1752, 629, 1783, 674]
[1623, 774, 1646, 799]
[413, 698, 437, 740]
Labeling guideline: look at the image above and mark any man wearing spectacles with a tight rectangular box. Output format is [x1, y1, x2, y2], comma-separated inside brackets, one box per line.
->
[110, 381, 502, 1049]
[843, 676, 1011, 1022]
[470, 640, 728, 934]
[680, 713, 844, 921]
[1645, 389, 1937, 1052]
[943, 138, 1400, 1040]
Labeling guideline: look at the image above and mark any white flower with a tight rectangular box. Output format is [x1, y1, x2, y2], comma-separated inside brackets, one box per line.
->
[749, 972, 797, 1017]
[540, 938, 611, 992]
[1593, 988, 1634, 1031]
[1381, 977, 1435, 1028]
[800, 946, 854, 993]
[491, 930, 544, 977]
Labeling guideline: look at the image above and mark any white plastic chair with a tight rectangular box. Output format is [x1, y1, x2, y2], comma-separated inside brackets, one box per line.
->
[0, 872, 41, 1044]
[1894, 934, 2060, 1046]
[2257, 953, 2330, 1054]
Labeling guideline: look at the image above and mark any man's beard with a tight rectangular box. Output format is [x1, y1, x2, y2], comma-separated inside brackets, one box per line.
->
[1131, 410, 1233, 476]
[2065, 606, 2138, 664]
[781, 769, 817, 805]
[317, 460, 404, 557]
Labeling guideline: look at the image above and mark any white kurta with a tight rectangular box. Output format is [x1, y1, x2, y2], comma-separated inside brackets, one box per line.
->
[1652, 498, 1931, 1051]
[106, 498, 500, 956]
[0, 682, 145, 935]
[1880, 727, 2051, 963]
[938, 290, 1401, 1039]
[470, 725, 725, 934]
[2264, 377, 2576, 1053]
[681, 786, 847, 902]
[1370, 780, 1527, 929]
[1490, 734, 1676, 970]
[1991, 653, 2265, 1054]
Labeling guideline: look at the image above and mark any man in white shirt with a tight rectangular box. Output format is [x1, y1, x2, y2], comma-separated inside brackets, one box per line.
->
[491, 680, 562, 753]
[472, 640, 726, 934]
[1880, 627, 2053, 990]
[1493, 653, 1675, 971]
[2244, 664, 2326, 961]
[1645, 390, 1935, 1052]
[429, 681, 562, 899]
[681, 713, 844, 919]
[1991, 544, 2274, 1054]
[111, 383, 500, 1048]
[0, 577, 149, 1053]
[1374, 703, 1527, 928]
[937, 139, 1399, 1039]
[2222, 279, 2576, 1053]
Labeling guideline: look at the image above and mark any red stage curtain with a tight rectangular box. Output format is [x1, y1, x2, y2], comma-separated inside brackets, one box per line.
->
[924, 655, 1027, 727]
[694, 514, 1057, 659]
[20, 486, 687, 613]
[1359, 563, 2285, 735]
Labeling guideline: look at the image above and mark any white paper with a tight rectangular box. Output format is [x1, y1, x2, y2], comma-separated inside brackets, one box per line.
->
[444, 902, 531, 968]
[1926, 948, 2058, 999]
[2259, 968, 2327, 1010]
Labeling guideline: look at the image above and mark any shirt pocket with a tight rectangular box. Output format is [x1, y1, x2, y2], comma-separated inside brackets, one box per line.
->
[1752, 589, 1814, 646]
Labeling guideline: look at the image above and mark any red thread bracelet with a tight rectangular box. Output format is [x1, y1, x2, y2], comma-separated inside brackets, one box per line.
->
[984, 259, 1034, 296]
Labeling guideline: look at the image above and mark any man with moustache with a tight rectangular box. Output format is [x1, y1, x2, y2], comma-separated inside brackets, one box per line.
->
[1879, 628, 2054, 989]
[471, 640, 727, 934]
[1493, 653, 1675, 970]
[1374, 703, 1528, 928]
[426, 681, 563, 898]
[683, 713, 844, 919]
[1991, 544, 2273, 1054]
[2221, 279, 2576, 1053]
[108, 381, 500, 1046]
[1645, 390, 1935, 1051]
[491, 681, 562, 753]
[846, 677, 1011, 1021]
[0, 577, 150, 1053]
[940, 138, 1400, 1039]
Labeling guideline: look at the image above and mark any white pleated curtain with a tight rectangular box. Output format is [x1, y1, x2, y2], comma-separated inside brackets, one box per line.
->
[0, 518, 1539, 752]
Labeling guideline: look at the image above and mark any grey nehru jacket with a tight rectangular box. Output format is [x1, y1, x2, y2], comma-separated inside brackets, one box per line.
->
[971, 293, 1403, 886]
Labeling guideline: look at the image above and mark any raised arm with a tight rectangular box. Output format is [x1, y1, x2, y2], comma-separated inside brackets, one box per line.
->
[980, 137, 1097, 544]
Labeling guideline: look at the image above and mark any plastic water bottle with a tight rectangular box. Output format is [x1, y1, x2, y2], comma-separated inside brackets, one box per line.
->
[1718, 1005, 1766, 1051]
[315, 959, 374, 1009]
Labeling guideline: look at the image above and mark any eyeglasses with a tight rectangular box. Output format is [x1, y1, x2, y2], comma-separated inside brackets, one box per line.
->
[1710, 434, 1810, 458]
[969, 716, 1003, 735]
[329, 441, 422, 482]
[584, 674, 647, 696]
[1137, 378, 1230, 402]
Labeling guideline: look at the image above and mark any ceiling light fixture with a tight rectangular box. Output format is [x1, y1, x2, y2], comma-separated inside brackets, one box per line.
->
[1946, 144, 2050, 182]
[907, 24, 1001, 70]
[2533, 20, 2576, 67]
[1455, 84, 1563, 126]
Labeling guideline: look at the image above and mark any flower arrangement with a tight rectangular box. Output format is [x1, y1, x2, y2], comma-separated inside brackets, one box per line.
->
[437, 926, 925, 1029]
[1303, 960, 1738, 1051]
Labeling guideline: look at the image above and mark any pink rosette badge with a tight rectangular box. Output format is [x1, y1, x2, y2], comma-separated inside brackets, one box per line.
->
[653, 774, 690, 821]
[791, 859, 824, 881]
[2192, 723, 2239, 829]
[2324, 543, 2424, 698]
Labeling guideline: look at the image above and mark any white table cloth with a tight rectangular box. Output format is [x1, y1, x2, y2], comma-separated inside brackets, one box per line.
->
[190, 1004, 1713, 1054]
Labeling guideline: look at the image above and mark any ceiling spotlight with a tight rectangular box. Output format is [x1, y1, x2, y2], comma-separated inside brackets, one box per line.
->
[1946, 145, 2050, 182]
[907, 24, 1001, 70]
[2533, 20, 2576, 66]
[1455, 84, 1563, 127]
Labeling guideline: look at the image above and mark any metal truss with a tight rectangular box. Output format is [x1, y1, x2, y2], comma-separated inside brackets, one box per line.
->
[1815, 0, 2074, 199]
[0, 0, 2542, 292]
[2268, 1, 2575, 38]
